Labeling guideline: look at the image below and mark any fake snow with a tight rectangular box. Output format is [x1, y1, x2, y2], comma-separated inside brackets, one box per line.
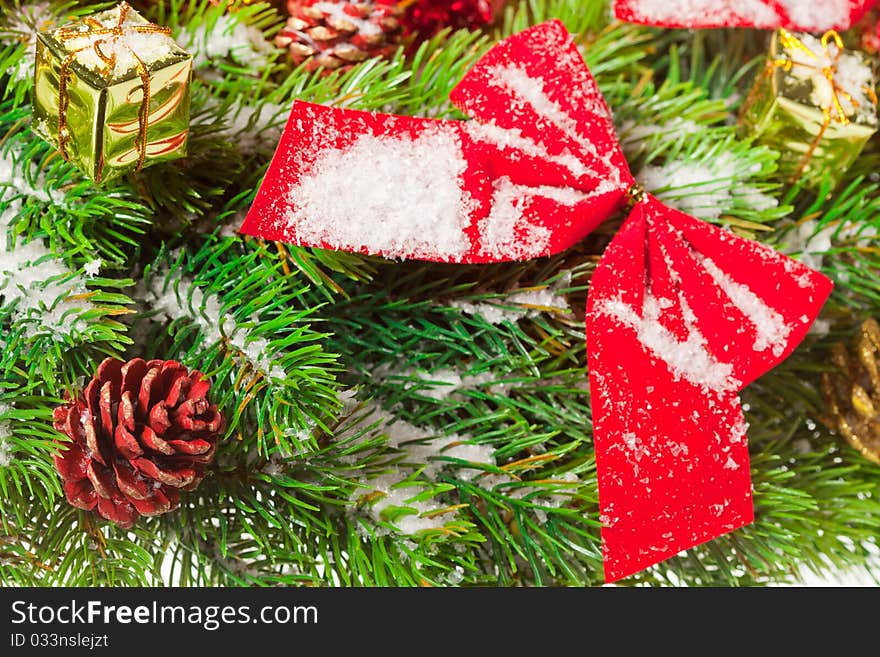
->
[57, 5, 178, 78]
[783, 31, 876, 125]
[396, 367, 497, 401]
[147, 269, 286, 381]
[638, 152, 776, 220]
[618, 0, 776, 27]
[284, 128, 473, 261]
[0, 403, 10, 467]
[697, 254, 791, 357]
[337, 388, 360, 413]
[178, 12, 273, 69]
[0, 147, 91, 339]
[350, 404, 495, 534]
[451, 299, 511, 325]
[616, 0, 851, 31]
[450, 280, 572, 325]
[478, 177, 585, 259]
[775, 0, 852, 32]
[0, 241, 90, 339]
[478, 471, 581, 524]
[783, 220, 834, 271]
[621, 432, 650, 475]
[808, 318, 832, 336]
[493, 65, 579, 132]
[0, 146, 63, 211]
[598, 292, 740, 393]
[446, 566, 465, 585]
[487, 64, 622, 192]
[372, 405, 495, 480]
[83, 259, 102, 278]
[619, 118, 701, 150]
[3, 1, 54, 82]
[217, 100, 288, 156]
[793, 553, 880, 586]
[465, 121, 586, 176]
[506, 284, 571, 309]
[784, 219, 877, 271]
[360, 474, 449, 534]
[781, 214, 876, 333]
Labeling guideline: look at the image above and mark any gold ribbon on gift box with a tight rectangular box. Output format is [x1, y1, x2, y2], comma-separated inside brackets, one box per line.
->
[54, 2, 169, 178]
[742, 28, 878, 182]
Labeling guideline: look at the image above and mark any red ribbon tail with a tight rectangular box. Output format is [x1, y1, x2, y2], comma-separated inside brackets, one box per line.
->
[587, 197, 832, 582]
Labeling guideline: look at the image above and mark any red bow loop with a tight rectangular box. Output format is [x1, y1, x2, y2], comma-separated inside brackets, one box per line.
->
[449, 19, 634, 260]
[449, 19, 631, 190]
[586, 196, 832, 581]
[611, 196, 833, 389]
[613, 0, 875, 32]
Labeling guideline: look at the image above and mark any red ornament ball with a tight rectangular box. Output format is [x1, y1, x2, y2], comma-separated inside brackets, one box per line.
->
[397, 0, 503, 37]
[53, 358, 223, 528]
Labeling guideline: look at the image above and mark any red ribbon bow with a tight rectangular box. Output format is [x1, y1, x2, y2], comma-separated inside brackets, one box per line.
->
[241, 20, 833, 582]
[613, 0, 876, 32]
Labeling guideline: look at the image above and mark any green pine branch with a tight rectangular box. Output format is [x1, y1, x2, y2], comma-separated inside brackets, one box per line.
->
[0, 0, 878, 587]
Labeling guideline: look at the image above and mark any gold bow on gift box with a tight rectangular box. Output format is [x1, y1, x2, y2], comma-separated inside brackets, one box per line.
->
[32, 2, 192, 183]
[739, 29, 878, 190]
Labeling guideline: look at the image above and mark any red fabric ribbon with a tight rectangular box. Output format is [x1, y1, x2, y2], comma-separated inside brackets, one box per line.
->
[240, 20, 833, 582]
[613, 0, 876, 32]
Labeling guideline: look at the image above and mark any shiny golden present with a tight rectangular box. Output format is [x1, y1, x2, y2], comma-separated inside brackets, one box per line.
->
[738, 29, 878, 190]
[32, 2, 192, 183]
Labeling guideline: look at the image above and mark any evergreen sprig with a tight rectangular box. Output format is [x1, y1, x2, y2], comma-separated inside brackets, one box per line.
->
[0, 0, 878, 587]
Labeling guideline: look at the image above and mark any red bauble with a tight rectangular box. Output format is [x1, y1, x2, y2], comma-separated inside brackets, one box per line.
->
[396, 0, 503, 37]
[854, 8, 880, 54]
[53, 358, 223, 528]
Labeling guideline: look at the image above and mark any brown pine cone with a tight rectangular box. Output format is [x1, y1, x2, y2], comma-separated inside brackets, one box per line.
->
[275, 0, 403, 73]
[53, 358, 223, 528]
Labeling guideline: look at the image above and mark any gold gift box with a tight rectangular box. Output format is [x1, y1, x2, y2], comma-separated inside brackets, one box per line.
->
[32, 2, 192, 183]
[739, 29, 878, 190]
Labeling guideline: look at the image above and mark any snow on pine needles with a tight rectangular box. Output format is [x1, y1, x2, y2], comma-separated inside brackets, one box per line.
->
[146, 265, 286, 382]
[637, 150, 777, 221]
[343, 401, 495, 535]
[0, 146, 95, 340]
[0, 403, 10, 468]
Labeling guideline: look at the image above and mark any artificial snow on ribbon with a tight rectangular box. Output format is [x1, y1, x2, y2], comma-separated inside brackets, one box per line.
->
[613, 0, 876, 32]
[240, 20, 833, 582]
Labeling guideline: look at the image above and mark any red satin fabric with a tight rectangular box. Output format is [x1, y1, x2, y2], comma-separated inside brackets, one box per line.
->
[240, 20, 833, 581]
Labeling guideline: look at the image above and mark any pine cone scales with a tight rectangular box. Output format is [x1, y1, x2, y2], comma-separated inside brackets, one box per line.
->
[276, 0, 402, 72]
[53, 358, 223, 528]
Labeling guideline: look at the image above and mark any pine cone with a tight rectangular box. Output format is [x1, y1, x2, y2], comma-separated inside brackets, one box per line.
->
[821, 318, 880, 464]
[275, 0, 403, 73]
[53, 358, 223, 528]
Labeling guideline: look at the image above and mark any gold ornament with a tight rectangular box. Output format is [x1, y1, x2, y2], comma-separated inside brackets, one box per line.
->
[821, 318, 880, 464]
[32, 2, 192, 183]
[738, 29, 878, 190]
